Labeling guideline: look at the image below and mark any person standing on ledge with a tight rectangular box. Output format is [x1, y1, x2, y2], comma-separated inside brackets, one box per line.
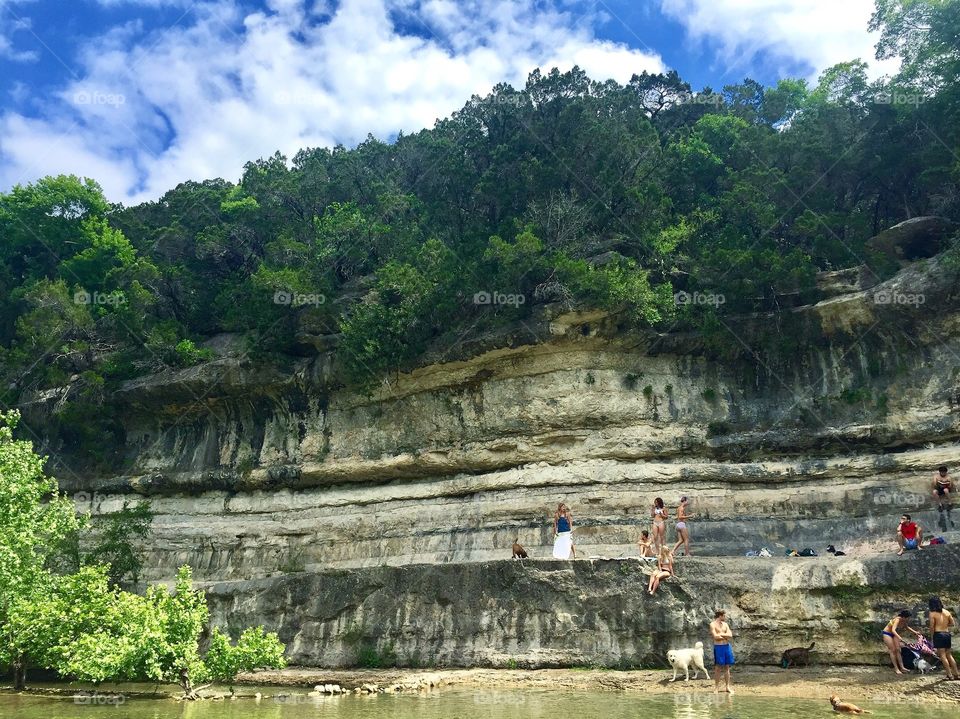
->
[896, 514, 923, 555]
[651, 497, 668, 553]
[928, 597, 959, 680]
[710, 609, 735, 694]
[932, 466, 955, 531]
[672, 496, 694, 556]
[553, 502, 576, 559]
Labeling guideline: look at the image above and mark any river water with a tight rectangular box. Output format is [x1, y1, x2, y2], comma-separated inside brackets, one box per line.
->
[1, 687, 957, 719]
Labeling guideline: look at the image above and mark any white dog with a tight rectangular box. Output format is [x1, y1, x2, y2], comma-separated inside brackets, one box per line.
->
[916, 658, 933, 674]
[667, 641, 707, 682]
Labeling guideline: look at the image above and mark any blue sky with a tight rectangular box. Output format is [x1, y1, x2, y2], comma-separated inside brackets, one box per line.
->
[0, 0, 893, 204]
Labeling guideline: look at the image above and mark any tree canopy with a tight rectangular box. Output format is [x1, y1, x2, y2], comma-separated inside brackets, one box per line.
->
[1, 1, 958, 464]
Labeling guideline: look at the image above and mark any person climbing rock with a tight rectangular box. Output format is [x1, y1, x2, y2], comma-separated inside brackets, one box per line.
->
[932, 466, 955, 531]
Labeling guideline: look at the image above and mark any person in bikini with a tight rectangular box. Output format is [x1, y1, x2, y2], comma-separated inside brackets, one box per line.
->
[881, 610, 911, 674]
[896, 514, 923, 555]
[647, 545, 674, 595]
[710, 609, 735, 694]
[651, 497, 668, 553]
[672, 496, 694, 556]
[928, 596, 960, 680]
[932, 466, 955, 530]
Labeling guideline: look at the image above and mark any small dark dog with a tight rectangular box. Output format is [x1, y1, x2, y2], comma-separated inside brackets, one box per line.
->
[781, 641, 814, 668]
[827, 545, 847, 557]
[512, 540, 528, 559]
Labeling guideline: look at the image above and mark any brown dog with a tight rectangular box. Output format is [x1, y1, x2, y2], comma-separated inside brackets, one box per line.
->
[512, 540, 528, 559]
[830, 695, 872, 714]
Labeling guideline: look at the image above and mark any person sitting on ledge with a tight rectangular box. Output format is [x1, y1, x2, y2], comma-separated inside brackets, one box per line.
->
[932, 465, 955, 530]
[637, 530, 654, 558]
[647, 545, 674, 595]
[897, 514, 923, 556]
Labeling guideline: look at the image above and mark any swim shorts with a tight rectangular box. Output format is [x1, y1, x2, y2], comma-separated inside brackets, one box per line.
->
[714, 644, 735, 665]
[904, 538, 918, 550]
[933, 631, 952, 650]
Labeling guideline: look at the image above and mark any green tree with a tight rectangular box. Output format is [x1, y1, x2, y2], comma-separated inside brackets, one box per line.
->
[0, 410, 79, 689]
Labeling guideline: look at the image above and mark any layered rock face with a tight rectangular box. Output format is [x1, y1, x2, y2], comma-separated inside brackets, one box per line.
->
[205, 549, 960, 667]
[22, 251, 960, 666]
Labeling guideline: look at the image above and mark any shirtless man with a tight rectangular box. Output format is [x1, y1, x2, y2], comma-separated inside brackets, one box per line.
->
[932, 466, 955, 531]
[928, 596, 960, 680]
[710, 609, 735, 694]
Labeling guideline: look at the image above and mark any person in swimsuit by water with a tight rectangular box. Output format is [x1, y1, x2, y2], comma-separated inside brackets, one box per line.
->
[553, 503, 576, 559]
[928, 596, 960, 680]
[672, 496, 694, 556]
[881, 610, 911, 674]
[647, 545, 674, 595]
[932, 466, 955, 530]
[710, 609, 735, 694]
[651, 497, 668, 553]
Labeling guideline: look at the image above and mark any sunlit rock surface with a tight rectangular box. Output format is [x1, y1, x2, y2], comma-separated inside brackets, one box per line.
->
[22, 251, 960, 666]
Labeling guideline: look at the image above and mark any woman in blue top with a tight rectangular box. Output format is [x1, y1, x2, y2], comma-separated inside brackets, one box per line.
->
[553, 503, 576, 559]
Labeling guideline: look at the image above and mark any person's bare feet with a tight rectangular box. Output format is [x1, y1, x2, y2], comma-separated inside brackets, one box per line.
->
[726, 688, 734, 694]
[897, 548, 904, 556]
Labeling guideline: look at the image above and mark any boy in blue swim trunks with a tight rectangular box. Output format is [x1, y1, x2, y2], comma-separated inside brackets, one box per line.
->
[710, 609, 735, 694]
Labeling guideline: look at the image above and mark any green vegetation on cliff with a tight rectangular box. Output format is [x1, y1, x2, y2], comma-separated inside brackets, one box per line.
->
[1, 2, 958, 463]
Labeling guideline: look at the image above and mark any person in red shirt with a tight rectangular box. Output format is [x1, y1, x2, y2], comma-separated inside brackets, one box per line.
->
[896, 514, 923, 555]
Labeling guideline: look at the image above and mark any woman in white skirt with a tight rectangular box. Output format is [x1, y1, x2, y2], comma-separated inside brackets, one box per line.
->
[553, 502, 576, 559]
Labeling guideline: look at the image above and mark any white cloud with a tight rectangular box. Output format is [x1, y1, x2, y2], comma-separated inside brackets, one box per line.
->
[0, 1, 39, 61]
[0, 0, 664, 204]
[660, 0, 899, 83]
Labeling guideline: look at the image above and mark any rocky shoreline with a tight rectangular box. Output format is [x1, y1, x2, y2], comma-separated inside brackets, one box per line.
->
[234, 666, 960, 704]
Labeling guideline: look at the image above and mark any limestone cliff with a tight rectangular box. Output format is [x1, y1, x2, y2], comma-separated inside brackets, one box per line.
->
[17, 249, 960, 667]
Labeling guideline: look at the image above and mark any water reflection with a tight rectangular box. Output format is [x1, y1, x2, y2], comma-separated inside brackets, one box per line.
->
[0, 687, 956, 719]
[672, 691, 726, 719]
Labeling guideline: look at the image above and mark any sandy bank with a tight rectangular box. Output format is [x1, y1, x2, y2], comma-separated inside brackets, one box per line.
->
[238, 665, 960, 704]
